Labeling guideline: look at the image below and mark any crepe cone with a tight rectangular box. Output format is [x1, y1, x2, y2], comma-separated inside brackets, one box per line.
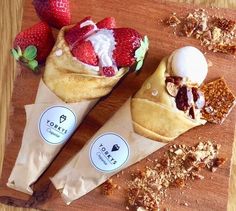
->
[131, 58, 206, 142]
[7, 25, 128, 195]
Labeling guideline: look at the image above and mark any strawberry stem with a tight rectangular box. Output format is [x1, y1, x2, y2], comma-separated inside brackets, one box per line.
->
[134, 35, 149, 71]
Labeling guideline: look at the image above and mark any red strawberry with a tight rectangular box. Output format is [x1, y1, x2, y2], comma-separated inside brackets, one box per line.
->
[72, 40, 98, 66]
[112, 28, 142, 67]
[73, 16, 92, 28]
[96, 17, 116, 29]
[12, 21, 54, 71]
[65, 24, 95, 48]
[101, 66, 115, 77]
[33, 0, 71, 29]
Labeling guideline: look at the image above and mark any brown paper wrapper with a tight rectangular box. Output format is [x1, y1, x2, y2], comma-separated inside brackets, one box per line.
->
[7, 24, 129, 195]
[51, 98, 166, 204]
[7, 80, 98, 195]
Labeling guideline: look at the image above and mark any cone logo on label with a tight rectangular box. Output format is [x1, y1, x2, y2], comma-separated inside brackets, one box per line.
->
[39, 106, 77, 145]
[60, 114, 67, 123]
[90, 133, 130, 172]
[111, 144, 120, 152]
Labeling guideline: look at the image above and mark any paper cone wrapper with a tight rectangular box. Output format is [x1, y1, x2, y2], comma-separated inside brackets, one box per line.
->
[51, 98, 166, 204]
[7, 24, 128, 195]
[7, 80, 98, 195]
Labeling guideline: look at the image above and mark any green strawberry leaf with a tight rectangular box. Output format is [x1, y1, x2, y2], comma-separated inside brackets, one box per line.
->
[27, 60, 38, 72]
[135, 60, 144, 71]
[16, 46, 22, 57]
[11, 48, 20, 61]
[134, 35, 149, 71]
[23, 45, 37, 61]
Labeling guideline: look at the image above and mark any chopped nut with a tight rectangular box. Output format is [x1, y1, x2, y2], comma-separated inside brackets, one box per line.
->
[166, 82, 179, 97]
[126, 141, 225, 210]
[174, 148, 183, 155]
[214, 157, 226, 167]
[181, 202, 189, 206]
[166, 9, 236, 54]
[102, 179, 118, 195]
[166, 15, 181, 27]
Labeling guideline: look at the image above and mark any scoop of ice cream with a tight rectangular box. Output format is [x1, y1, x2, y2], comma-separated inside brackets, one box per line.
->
[168, 46, 208, 85]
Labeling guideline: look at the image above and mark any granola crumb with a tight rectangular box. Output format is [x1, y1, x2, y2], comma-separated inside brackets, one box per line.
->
[101, 179, 118, 195]
[181, 202, 189, 206]
[126, 141, 225, 210]
[166, 9, 236, 54]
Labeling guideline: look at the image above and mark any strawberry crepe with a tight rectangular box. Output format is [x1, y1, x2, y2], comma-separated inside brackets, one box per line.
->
[7, 17, 148, 194]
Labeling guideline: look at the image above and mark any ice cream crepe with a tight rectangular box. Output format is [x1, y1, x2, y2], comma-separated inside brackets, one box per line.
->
[131, 57, 206, 142]
[7, 17, 148, 195]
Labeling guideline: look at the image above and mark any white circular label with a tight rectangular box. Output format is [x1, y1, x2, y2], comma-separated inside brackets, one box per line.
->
[90, 133, 130, 172]
[38, 106, 77, 145]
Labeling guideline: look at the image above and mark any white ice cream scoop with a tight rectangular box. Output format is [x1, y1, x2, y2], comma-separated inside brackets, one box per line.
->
[168, 46, 208, 85]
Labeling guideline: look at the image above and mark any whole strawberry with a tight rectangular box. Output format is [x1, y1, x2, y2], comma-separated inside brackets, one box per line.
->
[33, 0, 71, 29]
[112, 28, 142, 67]
[96, 17, 116, 29]
[11, 21, 55, 71]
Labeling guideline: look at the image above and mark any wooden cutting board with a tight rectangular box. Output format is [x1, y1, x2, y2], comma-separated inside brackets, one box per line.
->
[0, 0, 235, 210]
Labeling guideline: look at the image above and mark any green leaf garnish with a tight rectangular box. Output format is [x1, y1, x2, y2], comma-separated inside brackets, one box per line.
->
[11, 48, 20, 61]
[134, 35, 149, 71]
[23, 45, 37, 61]
[17, 46, 22, 57]
[136, 60, 144, 71]
[28, 60, 38, 72]
[10, 45, 39, 73]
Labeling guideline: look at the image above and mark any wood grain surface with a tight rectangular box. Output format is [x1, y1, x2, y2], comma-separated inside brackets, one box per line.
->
[0, 0, 235, 210]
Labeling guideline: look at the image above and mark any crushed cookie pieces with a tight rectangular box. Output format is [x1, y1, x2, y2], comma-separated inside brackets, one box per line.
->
[201, 78, 236, 124]
[126, 141, 225, 211]
[102, 179, 118, 196]
[166, 9, 236, 54]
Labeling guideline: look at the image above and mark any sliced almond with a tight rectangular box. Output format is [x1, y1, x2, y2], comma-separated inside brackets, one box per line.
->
[195, 91, 205, 109]
[166, 82, 179, 97]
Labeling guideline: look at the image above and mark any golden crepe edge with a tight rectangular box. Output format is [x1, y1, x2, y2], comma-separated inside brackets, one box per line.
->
[43, 25, 129, 103]
[131, 57, 206, 142]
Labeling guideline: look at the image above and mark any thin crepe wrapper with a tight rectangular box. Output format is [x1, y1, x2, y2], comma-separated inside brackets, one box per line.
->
[131, 58, 206, 142]
[7, 25, 128, 195]
[51, 58, 206, 204]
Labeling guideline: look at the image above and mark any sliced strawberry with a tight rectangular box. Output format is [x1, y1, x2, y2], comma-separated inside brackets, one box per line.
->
[13, 21, 54, 67]
[65, 24, 95, 47]
[72, 40, 98, 66]
[33, 0, 71, 29]
[112, 28, 142, 67]
[97, 17, 116, 29]
[101, 66, 115, 77]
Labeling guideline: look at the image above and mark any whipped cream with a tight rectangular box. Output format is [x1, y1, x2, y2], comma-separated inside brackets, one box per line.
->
[168, 46, 208, 85]
[86, 29, 117, 70]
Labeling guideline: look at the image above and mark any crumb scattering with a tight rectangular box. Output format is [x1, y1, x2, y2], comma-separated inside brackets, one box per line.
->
[102, 179, 118, 196]
[126, 141, 225, 211]
[166, 9, 236, 54]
